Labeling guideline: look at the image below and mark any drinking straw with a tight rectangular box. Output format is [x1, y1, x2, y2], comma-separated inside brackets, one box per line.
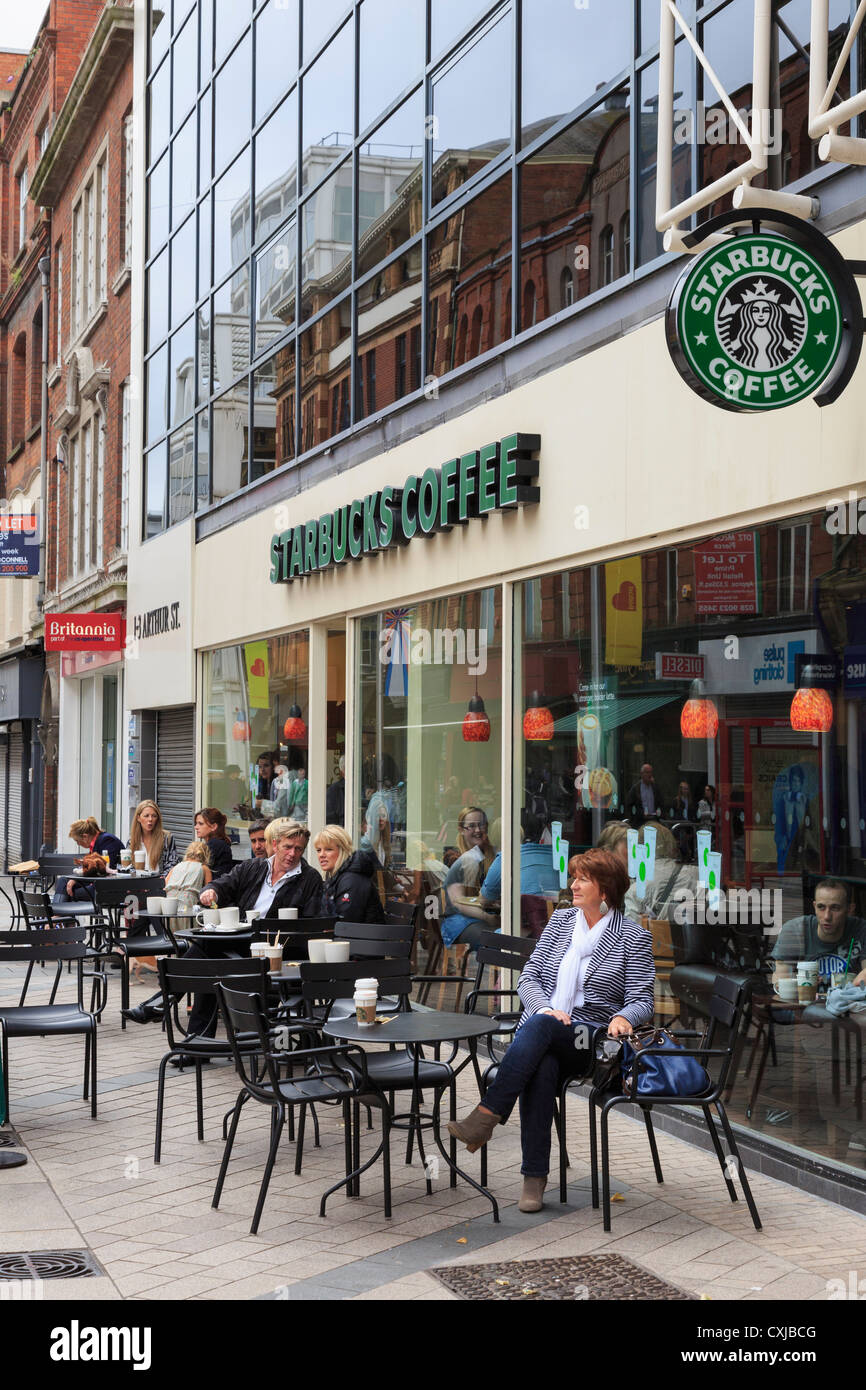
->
[844, 937, 854, 976]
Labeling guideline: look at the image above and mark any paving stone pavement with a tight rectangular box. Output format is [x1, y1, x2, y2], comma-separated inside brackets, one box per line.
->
[1, 949, 865, 1303]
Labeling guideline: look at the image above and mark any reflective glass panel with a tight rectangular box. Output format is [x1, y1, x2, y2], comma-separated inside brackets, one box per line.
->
[147, 246, 169, 350]
[520, 88, 631, 320]
[358, 0, 424, 135]
[303, 0, 348, 61]
[174, 0, 195, 30]
[299, 301, 351, 451]
[357, 91, 423, 278]
[355, 589, 502, 921]
[172, 113, 197, 228]
[148, 152, 170, 255]
[144, 442, 167, 538]
[255, 0, 299, 121]
[255, 221, 296, 354]
[698, 0, 755, 217]
[778, 0, 851, 184]
[213, 147, 251, 283]
[213, 269, 251, 390]
[146, 344, 168, 445]
[196, 408, 210, 504]
[149, 58, 170, 162]
[199, 86, 212, 190]
[215, 0, 249, 63]
[172, 10, 198, 121]
[355, 256, 422, 417]
[150, 2, 170, 72]
[169, 421, 196, 524]
[215, 32, 252, 174]
[169, 314, 196, 427]
[637, 45, 692, 266]
[200, 0, 214, 77]
[300, 159, 352, 322]
[254, 88, 299, 242]
[196, 298, 211, 404]
[431, 11, 512, 207]
[170, 213, 197, 328]
[427, 171, 511, 374]
[212, 379, 250, 502]
[301, 20, 354, 192]
[431, 0, 494, 59]
[252, 343, 295, 480]
[198, 191, 212, 299]
[522, 0, 632, 146]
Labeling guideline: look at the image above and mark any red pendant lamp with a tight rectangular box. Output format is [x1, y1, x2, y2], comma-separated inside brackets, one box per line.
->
[791, 682, 834, 733]
[283, 704, 307, 742]
[462, 692, 491, 743]
[523, 691, 554, 742]
[680, 679, 719, 739]
[231, 708, 251, 741]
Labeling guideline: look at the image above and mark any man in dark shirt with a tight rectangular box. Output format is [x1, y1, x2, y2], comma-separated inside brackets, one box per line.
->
[248, 819, 269, 859]
[772, 879, 866, 975]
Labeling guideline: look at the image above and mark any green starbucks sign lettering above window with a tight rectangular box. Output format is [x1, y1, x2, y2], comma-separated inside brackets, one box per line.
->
[666, 210, 863, 413]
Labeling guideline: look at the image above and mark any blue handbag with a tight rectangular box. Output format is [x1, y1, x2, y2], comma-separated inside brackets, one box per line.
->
[620, 1027, 711, 1098]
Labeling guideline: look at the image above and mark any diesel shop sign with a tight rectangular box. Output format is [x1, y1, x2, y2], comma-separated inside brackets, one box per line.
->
[269, 433, 540, 584]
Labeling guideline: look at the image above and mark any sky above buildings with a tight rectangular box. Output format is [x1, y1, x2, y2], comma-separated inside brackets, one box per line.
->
[1, 0, 47, 54]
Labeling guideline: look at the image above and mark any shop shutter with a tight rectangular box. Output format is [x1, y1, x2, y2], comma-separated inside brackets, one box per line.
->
[6, 724, 25, 865]
[0, 732, 7, 866]
[155, 706, 196, 847]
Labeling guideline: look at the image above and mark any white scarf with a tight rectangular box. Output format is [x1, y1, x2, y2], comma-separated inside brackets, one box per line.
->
[549, 908, 611, 1014]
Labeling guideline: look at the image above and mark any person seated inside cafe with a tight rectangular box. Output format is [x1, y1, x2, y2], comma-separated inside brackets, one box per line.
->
[200, 818, 322, 920]
[480, 812, 562, 938]
[772, 878, 866, 978]
[441, 807, 499, 950]
[247, 818, 270, 859]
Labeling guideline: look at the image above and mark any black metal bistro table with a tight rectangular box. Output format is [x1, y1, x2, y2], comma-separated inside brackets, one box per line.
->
[323, 1010, 502, 1220]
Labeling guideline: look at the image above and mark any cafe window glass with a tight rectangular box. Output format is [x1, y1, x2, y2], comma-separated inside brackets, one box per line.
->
[514, 510, 866, 1172]
[355, 589, 502, 937]
[203, 633, 310, 849]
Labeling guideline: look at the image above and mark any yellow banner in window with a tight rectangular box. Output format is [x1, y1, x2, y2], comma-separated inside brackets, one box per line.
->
[604, 558, 643, 666]
[244, 641, 270, 710]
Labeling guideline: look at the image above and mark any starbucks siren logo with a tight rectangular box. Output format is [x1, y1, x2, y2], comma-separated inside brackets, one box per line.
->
[668, 234, 844, 411]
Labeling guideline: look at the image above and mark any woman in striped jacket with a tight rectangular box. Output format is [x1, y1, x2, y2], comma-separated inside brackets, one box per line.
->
[448, 848, 655, 1213]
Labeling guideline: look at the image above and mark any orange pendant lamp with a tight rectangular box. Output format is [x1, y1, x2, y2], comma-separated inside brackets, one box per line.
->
[680, 679, 719, 739]
[790, 685, 834, 733]
[232, 708, 251, 741]
[283, 704, 307, 742]
[462, 693, 491, 742]
[523, 691, 554, 742]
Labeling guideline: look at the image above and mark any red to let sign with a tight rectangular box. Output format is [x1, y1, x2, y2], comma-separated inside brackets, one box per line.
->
[655, 652, 705, 681]
[693, 532, 759, 615]
[45, 612, 126, 652]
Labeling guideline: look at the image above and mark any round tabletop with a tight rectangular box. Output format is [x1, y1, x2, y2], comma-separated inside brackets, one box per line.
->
[323, 1010, 500, 1045]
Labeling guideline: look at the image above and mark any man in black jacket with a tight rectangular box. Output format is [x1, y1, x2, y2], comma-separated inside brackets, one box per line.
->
[201, 820, 322, 918]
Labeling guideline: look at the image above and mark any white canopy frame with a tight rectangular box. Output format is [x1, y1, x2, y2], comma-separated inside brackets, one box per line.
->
[809, 0, 866, 163]
[655, 0, 817, 255]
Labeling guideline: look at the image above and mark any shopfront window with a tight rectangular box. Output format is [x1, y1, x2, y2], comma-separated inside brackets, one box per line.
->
[325, 630, 347, 825]
[355, 589, 502, 927]
[515, 510, 866, 1171]
[203, 633, 310, 854]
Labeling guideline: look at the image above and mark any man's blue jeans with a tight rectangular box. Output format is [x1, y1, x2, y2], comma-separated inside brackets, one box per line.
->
[483, 1011, 601, 1177]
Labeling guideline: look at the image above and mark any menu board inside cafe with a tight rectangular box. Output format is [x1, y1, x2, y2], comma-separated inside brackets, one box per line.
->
[693, 531, 760, 615]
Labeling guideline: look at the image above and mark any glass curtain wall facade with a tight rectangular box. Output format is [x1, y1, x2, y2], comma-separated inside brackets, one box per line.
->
[202, 632, 310, 845]
[514, 509, 866, 1172]
[143, 0, 859, 537]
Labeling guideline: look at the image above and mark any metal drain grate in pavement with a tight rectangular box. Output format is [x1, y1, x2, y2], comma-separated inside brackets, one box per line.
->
[429, 1254, 694, 1301]
[0, 1250, 104, 1281]
[0, 1130, 21, 1147]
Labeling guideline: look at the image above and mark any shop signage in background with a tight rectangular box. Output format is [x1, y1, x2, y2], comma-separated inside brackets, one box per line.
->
[45, 612, 125, 652]
[269, 433, 540, 584]
[131, 602, 181, 640]
[794, 653, 840, 689]
[666, 212, 863, 412]
[655, 652, 705, 680]
[604, 557, 643, 666]
[843, 646, 866, 696]
[693, 532, 759, 614]
[0, 513, 39, 576]
[698, 628, 812, 694]
[244, 641, 270, 709]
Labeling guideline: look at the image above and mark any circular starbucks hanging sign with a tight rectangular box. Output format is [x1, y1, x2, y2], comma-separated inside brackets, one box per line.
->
[666, 224, 857, 412]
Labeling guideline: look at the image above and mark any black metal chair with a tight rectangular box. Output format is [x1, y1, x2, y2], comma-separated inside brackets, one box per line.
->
[86, 879, 168, 1026]
[153, 955, 271, 1162]
[335, 919, 415, 960]
[299, 959, 454, 1184]
[213, 982, 390, 1233]
[581, 975, 762, 1232]
[0, 926, 105, 1121]
[17, 891, 105, 1013]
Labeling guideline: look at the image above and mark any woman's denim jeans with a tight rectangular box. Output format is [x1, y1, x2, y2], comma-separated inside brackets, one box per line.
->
[483, 1011, 601, 1176]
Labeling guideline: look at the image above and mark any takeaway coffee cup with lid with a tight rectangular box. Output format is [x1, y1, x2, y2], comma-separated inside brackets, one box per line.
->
[354, 978, 378, 1026]
[134, 850, 146, 872]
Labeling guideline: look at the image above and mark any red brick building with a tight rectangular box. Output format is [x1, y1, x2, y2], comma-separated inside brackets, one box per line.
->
[0, 0, 126, 858]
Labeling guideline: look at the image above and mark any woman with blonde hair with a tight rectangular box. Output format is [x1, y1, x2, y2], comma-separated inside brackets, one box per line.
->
[313, 824, 385, 922]
[163, 839, 212, 914]
[128, 800, 179, 876]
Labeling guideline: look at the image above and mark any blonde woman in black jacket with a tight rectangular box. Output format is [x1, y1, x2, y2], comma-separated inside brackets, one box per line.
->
[314, 825, 385, 922]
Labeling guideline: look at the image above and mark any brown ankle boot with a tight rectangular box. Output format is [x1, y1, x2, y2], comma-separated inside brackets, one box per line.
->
[518, 1176, 547, 1212]
[447, 1104, 501, 1153]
